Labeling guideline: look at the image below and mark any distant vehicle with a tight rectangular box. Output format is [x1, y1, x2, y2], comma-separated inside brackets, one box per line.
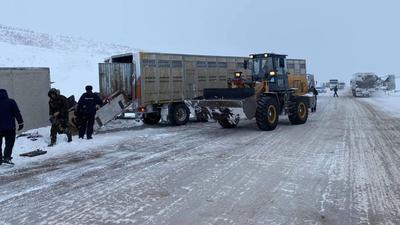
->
[350, 73, 378, 97]
[381, 75, 396, 91]
[338, 82, 346, 89]
[329, 79, 339, 90]
[315, 86, 326, 93]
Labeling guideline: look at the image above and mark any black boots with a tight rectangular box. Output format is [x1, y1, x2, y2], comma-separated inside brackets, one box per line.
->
[2, 158, 14, 165]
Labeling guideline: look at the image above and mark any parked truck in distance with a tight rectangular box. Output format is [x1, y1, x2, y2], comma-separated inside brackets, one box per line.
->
[338, 82, 346, 89]
[99, 52, 251, 125]
[350, 73, 378, 97]
[329, 79, 339, 90]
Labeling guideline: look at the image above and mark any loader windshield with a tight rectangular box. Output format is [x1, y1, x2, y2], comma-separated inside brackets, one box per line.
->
[251, 57, 273, 81]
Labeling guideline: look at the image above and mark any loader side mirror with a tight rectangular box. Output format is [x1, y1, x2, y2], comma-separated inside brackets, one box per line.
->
[243, 60, 248, 69]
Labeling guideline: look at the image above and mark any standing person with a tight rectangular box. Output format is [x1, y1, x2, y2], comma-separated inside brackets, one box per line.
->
[0, 89, 24, 165]
[333, 85, 339, 97]
[310, 86, 318, 112]
[77, 85, 103, 139]
[48, 88, 72, 147]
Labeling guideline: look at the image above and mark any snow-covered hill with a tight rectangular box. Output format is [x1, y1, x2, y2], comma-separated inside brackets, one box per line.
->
[0, 24, 138, 97]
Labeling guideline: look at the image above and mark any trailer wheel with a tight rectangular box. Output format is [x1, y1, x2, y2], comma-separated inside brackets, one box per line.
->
[169, 103, 190, 126]
[288, 100, 308, 125]
[143, 113, 161, 125]
[256, 96, 279, 131]
[217, 117, 239, 128]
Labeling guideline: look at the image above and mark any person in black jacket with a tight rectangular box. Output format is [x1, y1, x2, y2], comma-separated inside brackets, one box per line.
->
[0, 89, 23, 165]
[77, 85, 103, 139]
[48, 88, 72, 147]
[333, 85, 339, 97]
[309, 86, 319, 112]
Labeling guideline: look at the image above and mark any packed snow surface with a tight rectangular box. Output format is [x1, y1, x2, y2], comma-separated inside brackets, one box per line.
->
[1, 94, 400, 224]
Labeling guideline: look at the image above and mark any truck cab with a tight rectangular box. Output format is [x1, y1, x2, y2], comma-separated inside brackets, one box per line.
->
[248, 53, 288, 92]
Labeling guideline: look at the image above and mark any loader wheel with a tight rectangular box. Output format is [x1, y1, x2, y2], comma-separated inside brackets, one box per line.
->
[169, 103, 190, 126]
[256, 96, 279, 131]
[143, 113, 161, 125]
[288, 100, 308, 125]
[217, 117, 239, 128]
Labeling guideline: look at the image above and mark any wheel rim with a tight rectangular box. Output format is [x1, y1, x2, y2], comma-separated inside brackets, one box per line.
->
[267, 105, 277, 124]
[176, 108, 187, 122]
[298, 102, 306, 119]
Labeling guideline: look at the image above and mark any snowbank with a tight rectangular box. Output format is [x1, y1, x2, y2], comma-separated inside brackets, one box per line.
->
[359, 91, 400, 118]
[0, 120, 143, 173]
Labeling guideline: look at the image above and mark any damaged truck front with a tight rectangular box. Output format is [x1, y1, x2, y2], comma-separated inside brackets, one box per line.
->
[99, 52, 250, 125]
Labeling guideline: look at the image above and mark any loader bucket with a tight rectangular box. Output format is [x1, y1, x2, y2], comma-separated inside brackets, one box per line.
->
[191, 88, 257, 120]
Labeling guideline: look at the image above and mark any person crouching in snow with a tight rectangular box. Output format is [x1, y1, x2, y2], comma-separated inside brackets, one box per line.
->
[48, 88, 72, 147]
[0, 89, 24, 165]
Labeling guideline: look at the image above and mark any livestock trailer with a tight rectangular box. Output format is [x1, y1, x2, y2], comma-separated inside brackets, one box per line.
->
[286, 59, 307, 75]
[99, 52, 251, 125]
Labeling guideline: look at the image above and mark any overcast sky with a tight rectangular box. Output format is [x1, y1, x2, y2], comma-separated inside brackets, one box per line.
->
[1, 0, 399, 82]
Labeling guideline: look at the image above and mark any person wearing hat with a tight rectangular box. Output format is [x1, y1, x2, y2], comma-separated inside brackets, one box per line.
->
[48, 88, 72, 147]
[76, 85, 103, 139]
[0, 89, 24, 165]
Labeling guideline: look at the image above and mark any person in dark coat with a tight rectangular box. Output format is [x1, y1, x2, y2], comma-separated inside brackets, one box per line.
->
[48, 88, 72, 147]
[333, 85, 339, 97]
[77, 85, 103, 139]
[0, 89, 23, 165]
[309, 86, 319, 112]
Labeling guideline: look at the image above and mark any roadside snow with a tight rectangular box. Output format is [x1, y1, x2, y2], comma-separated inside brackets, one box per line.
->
[0, 121, 144, 173]
[358, 91, 400, 118]
[97, 118, 143, 132]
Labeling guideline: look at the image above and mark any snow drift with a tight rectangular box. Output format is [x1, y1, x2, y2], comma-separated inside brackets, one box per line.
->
[0, 24, 138, 97]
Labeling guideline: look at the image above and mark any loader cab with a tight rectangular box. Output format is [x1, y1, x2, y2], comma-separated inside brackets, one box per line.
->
[249, 53, 289, 92]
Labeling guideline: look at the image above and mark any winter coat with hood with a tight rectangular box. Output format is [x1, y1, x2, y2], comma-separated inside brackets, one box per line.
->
[48, 89, 69, 120]
[0, 89, 23, 132]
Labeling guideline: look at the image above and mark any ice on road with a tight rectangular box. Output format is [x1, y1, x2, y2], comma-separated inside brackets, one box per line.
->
[1, 93, 400, 225]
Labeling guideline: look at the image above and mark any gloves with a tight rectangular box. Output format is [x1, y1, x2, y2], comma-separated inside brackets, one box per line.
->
[18, 123, 24, 131]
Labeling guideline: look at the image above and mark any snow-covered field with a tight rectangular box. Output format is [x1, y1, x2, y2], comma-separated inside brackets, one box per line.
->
[0, 24, 136, 97]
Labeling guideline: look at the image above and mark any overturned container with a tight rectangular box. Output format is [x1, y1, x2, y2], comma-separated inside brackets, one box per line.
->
[0, 67, 50, 132]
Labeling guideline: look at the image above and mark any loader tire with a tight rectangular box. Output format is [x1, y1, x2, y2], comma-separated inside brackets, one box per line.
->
[169, 103, 190, 126]
[288, 100, 308, 125]
[143, 113, 161, 125]
[217, 117, 239, 128]
[256, 96, 279, 131]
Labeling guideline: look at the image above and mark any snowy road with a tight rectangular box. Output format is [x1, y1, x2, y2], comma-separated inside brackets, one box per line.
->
[1, 93, 400, 225]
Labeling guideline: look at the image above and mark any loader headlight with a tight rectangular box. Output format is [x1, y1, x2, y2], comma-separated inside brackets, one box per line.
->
[269, 71, 276, 76]
[235, 72, 242, 78]
[249, 55, 254, 59]
[264, 53, 268, 57]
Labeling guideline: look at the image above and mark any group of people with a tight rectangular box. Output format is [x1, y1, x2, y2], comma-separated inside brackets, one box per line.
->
[0, 85, 103, 165]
